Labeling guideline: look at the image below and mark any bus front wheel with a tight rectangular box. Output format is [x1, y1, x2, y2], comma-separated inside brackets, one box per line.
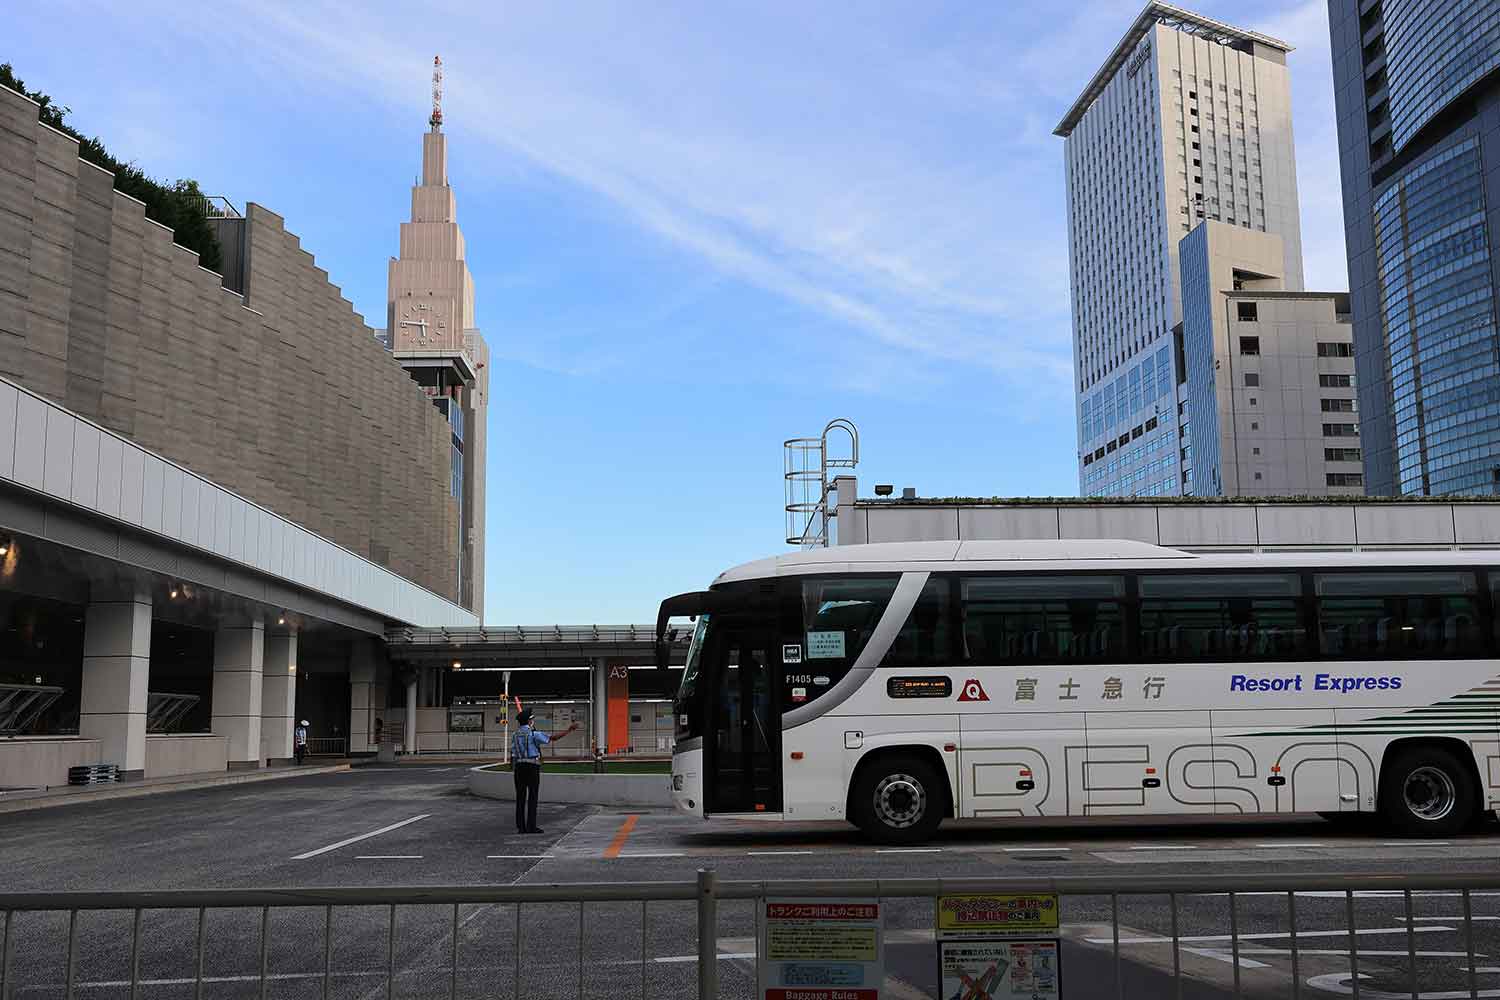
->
[1378, 746, 1477, 837]
[851, 754, 944, 844]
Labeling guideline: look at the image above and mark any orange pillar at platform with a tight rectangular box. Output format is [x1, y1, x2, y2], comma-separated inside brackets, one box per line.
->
[606, 662, 630, 753]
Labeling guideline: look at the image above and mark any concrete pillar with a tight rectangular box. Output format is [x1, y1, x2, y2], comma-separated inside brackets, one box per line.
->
[404, 674, 418, 755]
[260, 631, 297, 764]
[212, 618, 264, 769]
[349, 639, 378, 754]
[591, 657, 608, 753]
[832, 475, 859, 545]
[79, 583, 151, 779]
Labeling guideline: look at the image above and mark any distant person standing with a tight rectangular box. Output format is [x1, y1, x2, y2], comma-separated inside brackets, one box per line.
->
[511, 709, 578, 834]
[294, 720, 309, 765]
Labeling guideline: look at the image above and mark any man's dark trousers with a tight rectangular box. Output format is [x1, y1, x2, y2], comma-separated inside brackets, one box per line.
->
[514, 762, 540, 832]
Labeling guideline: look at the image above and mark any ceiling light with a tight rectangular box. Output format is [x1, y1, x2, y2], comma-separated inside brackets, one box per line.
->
[169, 587, 179, 599]
[452, 660, 462, 669]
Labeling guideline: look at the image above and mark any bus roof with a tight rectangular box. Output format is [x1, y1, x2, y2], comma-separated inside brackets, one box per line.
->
[711, 539, 1500, 585]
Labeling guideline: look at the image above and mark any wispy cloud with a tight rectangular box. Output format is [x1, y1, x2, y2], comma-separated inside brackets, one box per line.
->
[99, 0, 1339, 392]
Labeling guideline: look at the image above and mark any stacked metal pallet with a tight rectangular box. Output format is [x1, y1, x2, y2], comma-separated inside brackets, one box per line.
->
[67, 764, 118, 786]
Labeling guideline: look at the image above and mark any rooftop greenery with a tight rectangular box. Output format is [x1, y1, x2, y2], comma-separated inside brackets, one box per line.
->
[1, 63, 222, 272]
[860, 494, 1498, 506]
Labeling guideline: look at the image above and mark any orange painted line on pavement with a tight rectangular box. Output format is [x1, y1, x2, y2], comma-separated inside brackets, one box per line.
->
[602, 814, 640, 859]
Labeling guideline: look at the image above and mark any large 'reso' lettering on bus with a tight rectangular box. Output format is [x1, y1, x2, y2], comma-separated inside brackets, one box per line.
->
[968, 749, 1051, 817]
[1164, 744, 1257, 812]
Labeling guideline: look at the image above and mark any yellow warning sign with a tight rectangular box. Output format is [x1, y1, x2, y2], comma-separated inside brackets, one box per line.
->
[936, 894, 1059, 938]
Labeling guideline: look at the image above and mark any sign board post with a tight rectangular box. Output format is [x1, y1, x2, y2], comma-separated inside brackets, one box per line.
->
[758, 898, 883, 1000]
[935, 893, 1061, 1000]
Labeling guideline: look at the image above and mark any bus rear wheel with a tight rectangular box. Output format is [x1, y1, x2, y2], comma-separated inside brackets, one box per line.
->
[851, 754, 944, 844]
[1378, 746, 1476, 838]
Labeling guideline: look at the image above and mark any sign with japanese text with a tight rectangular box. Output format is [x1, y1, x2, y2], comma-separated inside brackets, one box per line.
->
[940, 939, 1060, 999]
[758, 898, 883, 1000]
[936, 894, 1059, 938]
[806, 631, 847, 660]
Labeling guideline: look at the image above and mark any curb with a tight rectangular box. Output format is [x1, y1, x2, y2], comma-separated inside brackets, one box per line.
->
[0, 763, 352, 815]
[467, 763, 673, 807]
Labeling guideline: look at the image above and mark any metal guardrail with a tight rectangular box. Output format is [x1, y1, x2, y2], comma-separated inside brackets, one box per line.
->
[145, 692, 200, 734]
[2, 870, 1498, 998]
[0, 684, 64, 735]
[384, 624, 680, 646]
[303, 738, 347, 757]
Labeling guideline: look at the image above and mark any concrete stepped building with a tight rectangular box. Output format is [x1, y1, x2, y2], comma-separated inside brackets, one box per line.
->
[0, 80, 477, 786]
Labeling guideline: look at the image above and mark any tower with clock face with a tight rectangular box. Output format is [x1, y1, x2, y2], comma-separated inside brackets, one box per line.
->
[385, 63, 490, 619]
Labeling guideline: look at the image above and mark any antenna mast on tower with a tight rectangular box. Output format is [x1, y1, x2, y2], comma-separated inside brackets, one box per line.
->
[429, 55, 444, 131]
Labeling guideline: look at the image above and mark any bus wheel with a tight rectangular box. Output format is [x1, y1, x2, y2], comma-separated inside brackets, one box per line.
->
[1378, 746, 1476, 838]
[852, 755, 943, 844]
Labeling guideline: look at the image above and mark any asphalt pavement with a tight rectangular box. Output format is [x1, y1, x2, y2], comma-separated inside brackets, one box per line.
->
[2, 765, 1499, 998]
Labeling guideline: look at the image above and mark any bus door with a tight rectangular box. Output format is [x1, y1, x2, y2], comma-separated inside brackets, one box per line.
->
[706, 623, 783, 815]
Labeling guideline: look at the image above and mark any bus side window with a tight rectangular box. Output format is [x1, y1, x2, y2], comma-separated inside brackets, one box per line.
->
[1138, 573, 1304, 661]
[787, 576, 899, 711]
[1317, 571, 1482, 659]
[882, 578, 954, 668]
[959, 575, 1125, 665]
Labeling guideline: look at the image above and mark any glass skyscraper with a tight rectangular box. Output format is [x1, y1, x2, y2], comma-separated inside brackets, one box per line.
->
[1330, 0, 1500, 495]
[1056, 4, 1304, 498]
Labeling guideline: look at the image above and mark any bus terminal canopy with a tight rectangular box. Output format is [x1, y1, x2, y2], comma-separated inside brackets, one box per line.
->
[384, 624, 693, 670]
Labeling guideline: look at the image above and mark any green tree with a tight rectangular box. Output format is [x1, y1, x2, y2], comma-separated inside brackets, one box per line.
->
[1, 62, 222, 272]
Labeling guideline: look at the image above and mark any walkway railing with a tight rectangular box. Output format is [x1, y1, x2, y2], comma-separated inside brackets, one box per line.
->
[2, 871, 1498, 998]
[303, 738, 347, 757]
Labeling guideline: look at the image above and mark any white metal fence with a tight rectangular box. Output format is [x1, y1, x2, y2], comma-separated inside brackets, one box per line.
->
[2, 871, 1497, 999]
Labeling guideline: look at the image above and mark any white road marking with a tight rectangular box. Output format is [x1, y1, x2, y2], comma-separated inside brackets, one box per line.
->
[1086, 925, 1453, 945]
[1255, 843, 1325, 848]
[875, 848, 942, 854]
[1409, 915, 1500, 922]
[1206, 891, 1500, 899]
[487, 854, 555, 859]
[1182, 947, 1271, 969]
[1240, 948, 1483, 957]
[1306, 971, 1500, 998]
[1002, 846, 1072, 853]
[748, 850, 814, 856]
[1127, 845, 1197, 851]
[290, 814, 430, 860]
[654, 953, 756, 964]
[356, 855, 422, 860]
[618, 852, 686, 858]
[1380, 841, 1451, 846]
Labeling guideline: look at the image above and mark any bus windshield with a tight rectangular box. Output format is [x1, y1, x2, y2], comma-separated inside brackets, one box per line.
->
[678, 615, 712, 702]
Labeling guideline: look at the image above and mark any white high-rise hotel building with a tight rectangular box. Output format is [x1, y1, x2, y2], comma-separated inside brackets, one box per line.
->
[1057, 3, 1305, 496]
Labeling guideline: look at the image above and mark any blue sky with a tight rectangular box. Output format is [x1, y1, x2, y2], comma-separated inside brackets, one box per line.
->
[12, 0, 1344, 625]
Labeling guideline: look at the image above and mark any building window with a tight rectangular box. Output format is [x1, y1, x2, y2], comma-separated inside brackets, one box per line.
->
[1319, 374, 1355, 388]
[1244, 372, 1259, 387]
[1323, 423, 1360, 437]
[1239, 336, 1260, 355]
[1250, 422, 1259, 430]
[1326, 473, 1365, 487]
[1321, 398, 1358, 413]
[1237, 302, 1259, 324]
[1325, 448, 1363, 462]
[1317, 342, 1354, 358]
[1252, 447, 1261, 455]
[1254, 472, 1263, 480]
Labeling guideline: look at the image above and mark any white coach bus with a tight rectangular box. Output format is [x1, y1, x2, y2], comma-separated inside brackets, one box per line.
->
[655, 540, 1500, 843]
